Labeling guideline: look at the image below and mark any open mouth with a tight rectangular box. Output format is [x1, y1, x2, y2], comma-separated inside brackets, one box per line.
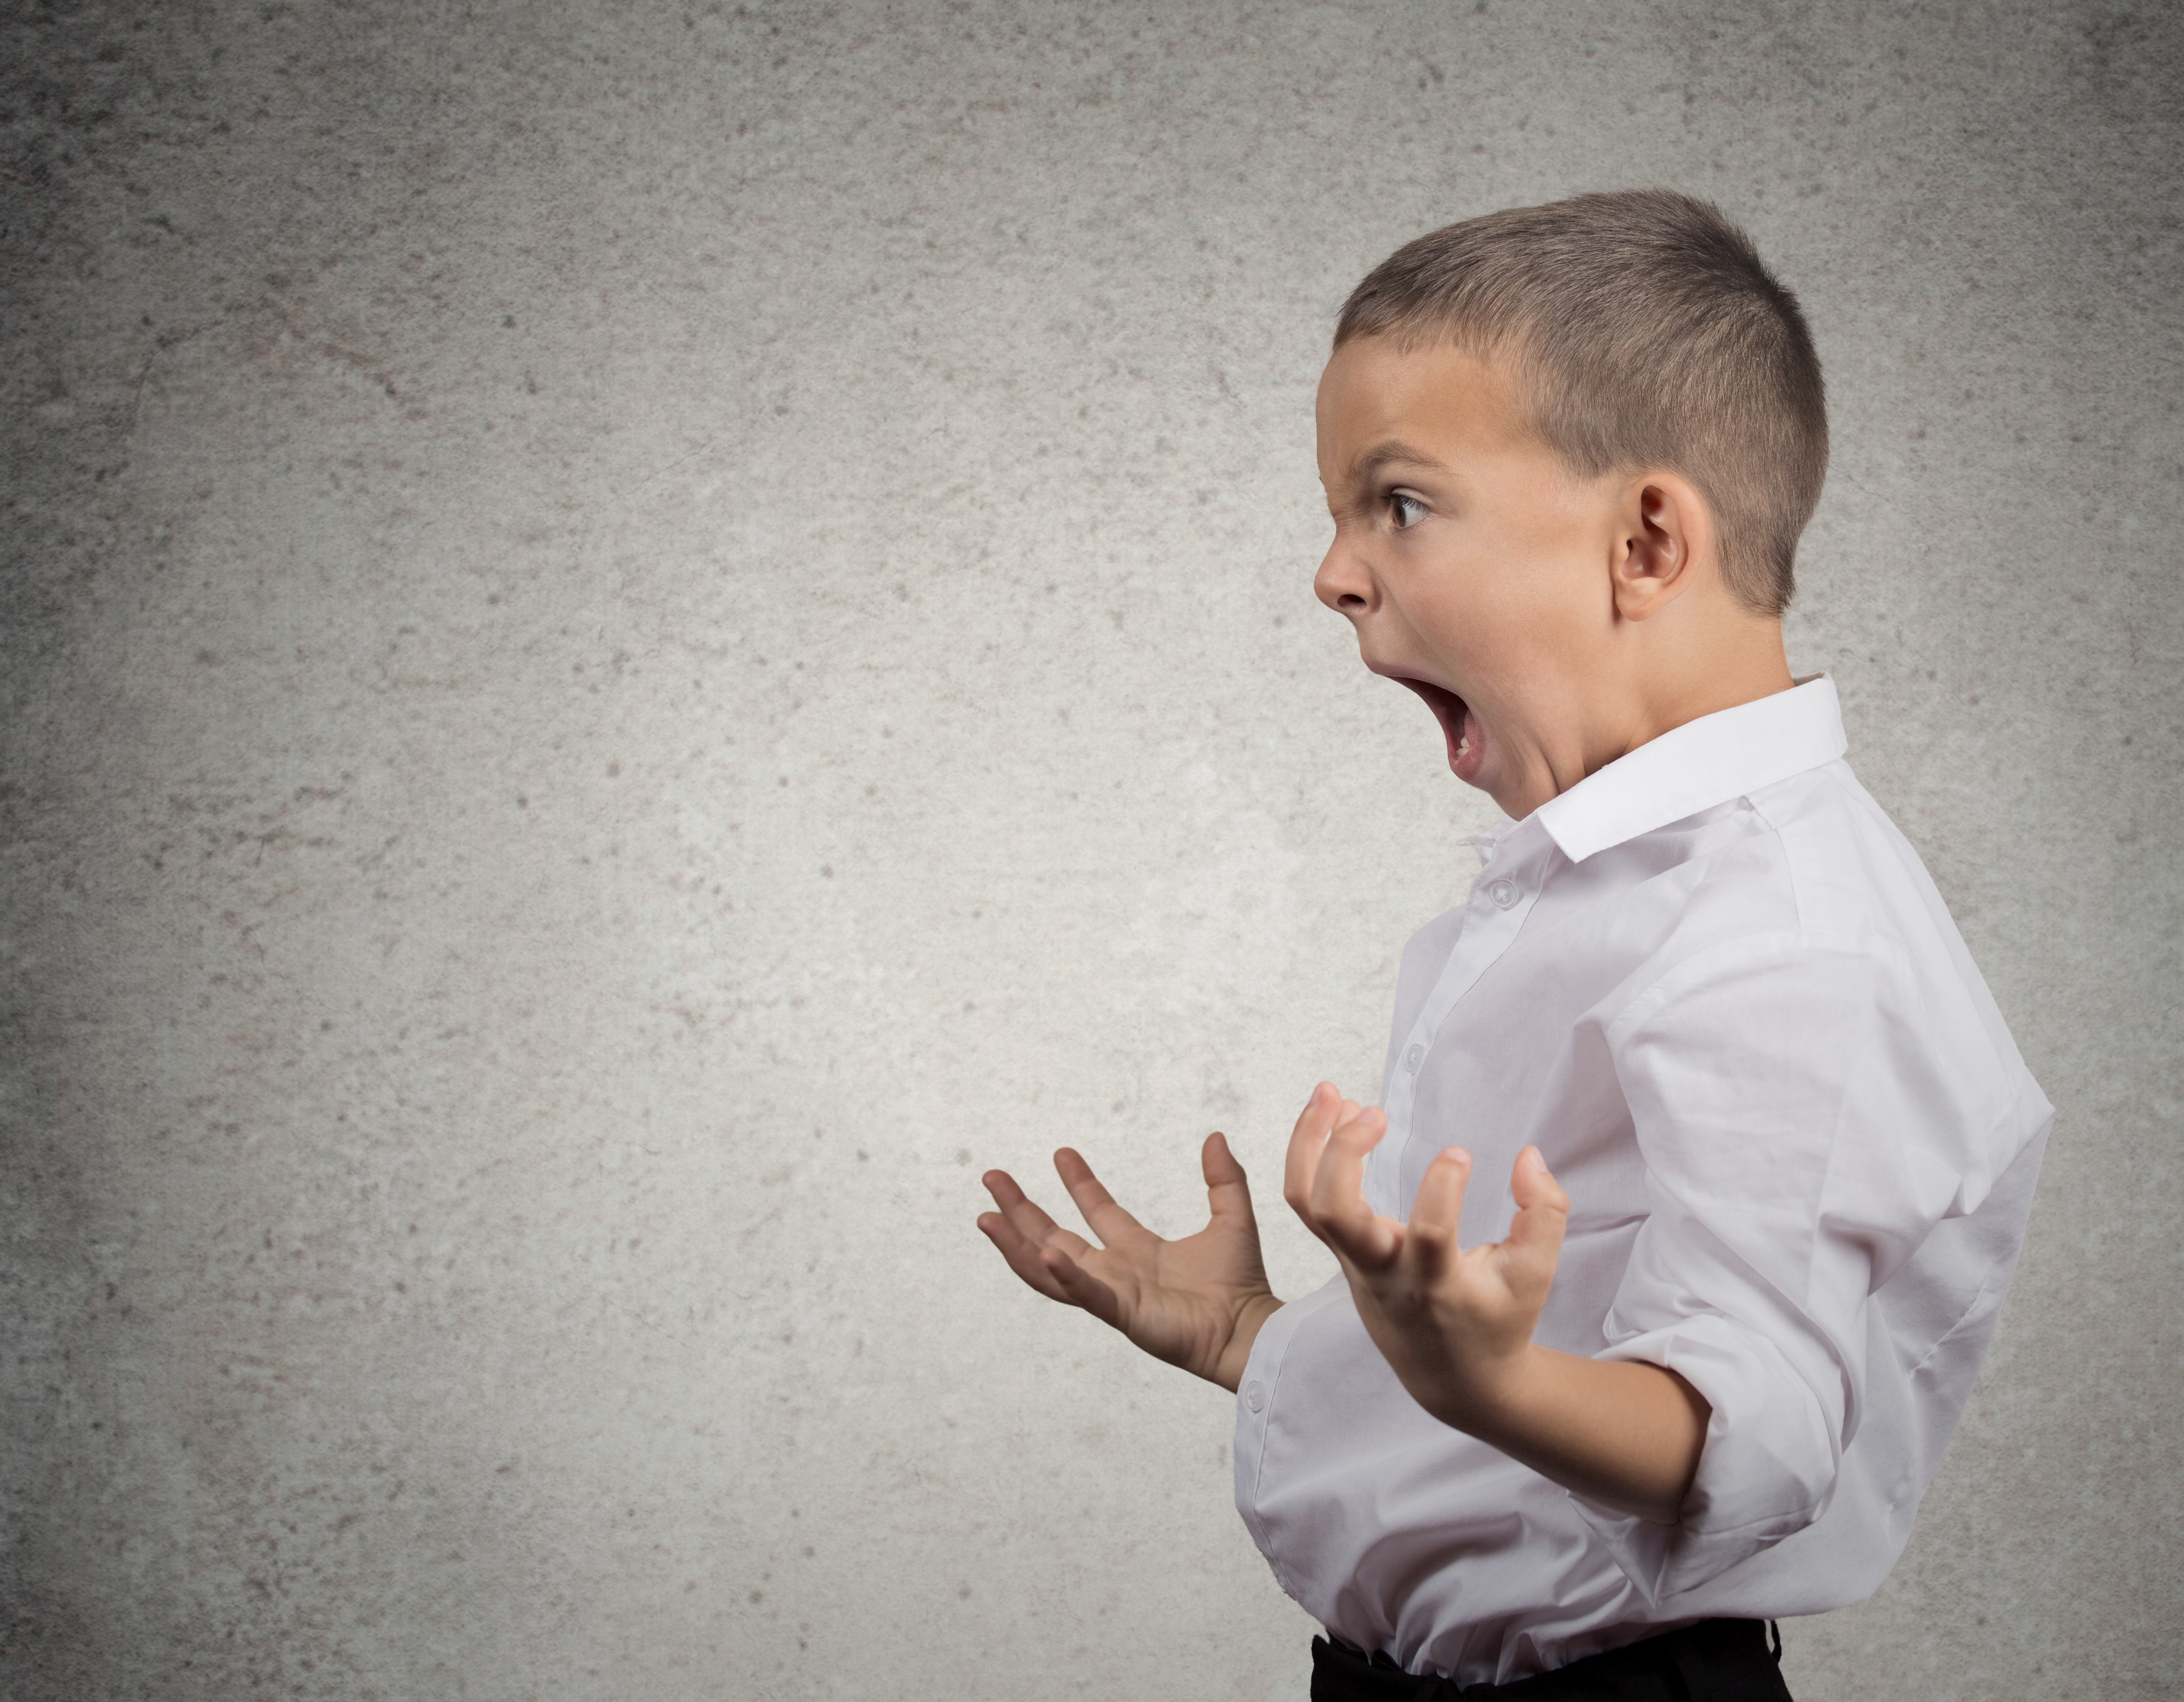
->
[1389, 675, 1482, 780]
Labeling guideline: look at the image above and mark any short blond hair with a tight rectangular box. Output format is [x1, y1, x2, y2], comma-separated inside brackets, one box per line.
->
[1335, 191, 1827, 616]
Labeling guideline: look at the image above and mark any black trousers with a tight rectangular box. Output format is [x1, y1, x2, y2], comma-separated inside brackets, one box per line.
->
[1310, 1619, 1793, 1702]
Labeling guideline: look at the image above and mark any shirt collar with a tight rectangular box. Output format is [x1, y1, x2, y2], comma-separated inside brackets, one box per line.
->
[1532, 676, 1847, 864]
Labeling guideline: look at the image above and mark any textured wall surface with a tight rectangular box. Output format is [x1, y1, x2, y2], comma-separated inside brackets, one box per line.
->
[3, 2, 2178, 1697]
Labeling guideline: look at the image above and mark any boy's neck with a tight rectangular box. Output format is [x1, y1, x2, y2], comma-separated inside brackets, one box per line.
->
[1626, 615, 1797, 750]
[1526, 614, 1797, 820]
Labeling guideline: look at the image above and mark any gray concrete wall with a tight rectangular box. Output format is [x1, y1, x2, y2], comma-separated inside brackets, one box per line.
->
[3, 2, 2176, 1696]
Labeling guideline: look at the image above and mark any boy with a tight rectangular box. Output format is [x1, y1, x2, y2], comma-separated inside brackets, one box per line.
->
[976, 192, 2049, 1699]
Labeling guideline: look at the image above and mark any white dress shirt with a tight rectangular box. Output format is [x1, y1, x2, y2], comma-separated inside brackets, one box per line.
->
[1232, 677, 2051, 1685]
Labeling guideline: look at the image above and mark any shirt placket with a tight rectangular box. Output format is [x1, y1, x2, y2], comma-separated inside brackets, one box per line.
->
[1367, 826, 1555, 1220]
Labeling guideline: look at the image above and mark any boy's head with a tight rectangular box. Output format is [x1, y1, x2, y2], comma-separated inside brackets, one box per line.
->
[1315, 191, 1826, 817]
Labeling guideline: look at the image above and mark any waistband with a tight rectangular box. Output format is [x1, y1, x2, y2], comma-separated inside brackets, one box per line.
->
[1309, 1618, 1789, 1702]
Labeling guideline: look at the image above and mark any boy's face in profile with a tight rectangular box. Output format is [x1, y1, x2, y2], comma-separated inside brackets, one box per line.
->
[1314, 337, 1628, 819]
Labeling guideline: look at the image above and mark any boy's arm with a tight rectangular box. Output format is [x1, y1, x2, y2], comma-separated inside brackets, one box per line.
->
[1286, 1091, 1709, 1524]
[979, 1116, 1316, 1391]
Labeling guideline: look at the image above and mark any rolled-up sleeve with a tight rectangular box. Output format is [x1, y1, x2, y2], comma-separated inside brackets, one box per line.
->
[1568, 928, 2018, 1601]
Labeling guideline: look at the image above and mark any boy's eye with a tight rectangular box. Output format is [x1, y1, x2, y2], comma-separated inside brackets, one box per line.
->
[1388, 492, 1426, 530]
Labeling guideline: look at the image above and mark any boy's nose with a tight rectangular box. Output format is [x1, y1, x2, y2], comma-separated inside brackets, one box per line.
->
[1314, 537, 1377, 617]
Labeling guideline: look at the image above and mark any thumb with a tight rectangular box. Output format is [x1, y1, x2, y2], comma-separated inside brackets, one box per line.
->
[1203, 1130, 1258, 1225]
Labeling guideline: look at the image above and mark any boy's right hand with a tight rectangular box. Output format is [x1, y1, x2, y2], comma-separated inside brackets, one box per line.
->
[977, 1130, 1285, 1393]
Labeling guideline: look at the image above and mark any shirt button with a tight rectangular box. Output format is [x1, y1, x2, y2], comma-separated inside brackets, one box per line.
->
[1245, 1380, 1265, 1412]
[1405, 1043, 1424, 1072]
[1487, 878, 1519, 909]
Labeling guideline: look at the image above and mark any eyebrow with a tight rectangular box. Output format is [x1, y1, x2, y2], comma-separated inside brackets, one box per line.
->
[1346, 439, 1448, 486]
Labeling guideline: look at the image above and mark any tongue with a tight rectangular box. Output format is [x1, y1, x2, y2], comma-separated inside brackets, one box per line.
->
[1396, 678, 1475, 776]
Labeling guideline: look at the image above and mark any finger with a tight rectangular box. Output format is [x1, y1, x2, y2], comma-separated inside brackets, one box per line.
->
[1307, 1106, 1399, 1268]
[1202, 1130, 1260, 1228]
[1403, 1146, 1472, 1283]
[976, 1210, 1073, 1304]
[983, 1169, 1095, 1262]
[1282, 1082, 1344, 1217]
[1500, 1146, 1570, 1294]
[1053, 1147, 1151, 1248]
[1041, 1245, 1123, 1331]
[981, 1167, 1033, 1212]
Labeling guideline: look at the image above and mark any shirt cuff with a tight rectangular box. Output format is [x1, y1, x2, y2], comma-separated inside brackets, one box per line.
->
[1568, 1314, 1840, 1603]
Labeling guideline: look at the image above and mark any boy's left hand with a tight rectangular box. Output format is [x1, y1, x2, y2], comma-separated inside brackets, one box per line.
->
[1283, 1084, 1708, 1524]
[1283, 1084, 1568, 1433]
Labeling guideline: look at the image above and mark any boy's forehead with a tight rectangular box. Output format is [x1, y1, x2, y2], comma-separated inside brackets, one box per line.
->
[1316, 337, 1531, 477]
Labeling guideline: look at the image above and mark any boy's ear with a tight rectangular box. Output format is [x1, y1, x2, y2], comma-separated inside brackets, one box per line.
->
[1610, 473, 1713, 622]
